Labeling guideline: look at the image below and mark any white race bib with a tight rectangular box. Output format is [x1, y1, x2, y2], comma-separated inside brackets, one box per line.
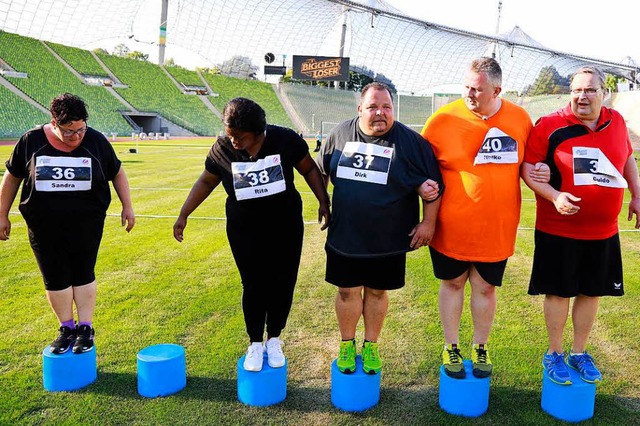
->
[232, 154, 286, 200]
[35, 156, 92, 192]
[573, 147, 627, 188]
[336, 141, 393, 185]
[474, 128, 518, 165]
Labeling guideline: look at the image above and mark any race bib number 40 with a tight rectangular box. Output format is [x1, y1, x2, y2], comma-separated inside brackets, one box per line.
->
[474, 128, 518, 165]
[336, 141, 393, 185]
[35, 156, 91, 191]
[232, 154, 286, 200]
[573, 147, 627, 188]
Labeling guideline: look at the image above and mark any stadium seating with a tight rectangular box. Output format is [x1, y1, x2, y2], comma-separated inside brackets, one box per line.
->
[203, 74, 294, 129]
[165, 66, 204, 88]
[45, 41, 110, 77]
[99, 53, 220, 135]
[0, 31, 132, 135]
[0, 84, 49, 138]
[280, 83, 357, 131]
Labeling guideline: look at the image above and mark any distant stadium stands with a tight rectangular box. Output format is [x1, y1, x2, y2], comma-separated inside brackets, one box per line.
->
[46, 41, 110, 78]
[203, 74, 294, 129]
[165, 65, 204, 88]
[280, 84, 358, 131]
[98, 53, 220, 136]
[0, 31, 132, 135]
[0, 84, 48, 138]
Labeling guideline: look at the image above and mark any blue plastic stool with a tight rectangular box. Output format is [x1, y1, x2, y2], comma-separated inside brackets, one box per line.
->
[42, 345, 97, 392]
[541, 367, 596, 422]
[439, 360, 490, 417]
[137, 344, 186, 398]
[331, 355, 381, 412]
[237, 352, 287, 406]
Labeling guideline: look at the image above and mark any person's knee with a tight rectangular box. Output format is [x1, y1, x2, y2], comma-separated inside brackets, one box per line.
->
[337, 286, 362, 302]
[364, 287, 387, 301]
[441, 275, 467, 291]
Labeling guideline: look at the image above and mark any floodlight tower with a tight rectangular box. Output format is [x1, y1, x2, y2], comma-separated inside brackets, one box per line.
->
[158, 0, 169, 65]
[492, 0, 502, 59]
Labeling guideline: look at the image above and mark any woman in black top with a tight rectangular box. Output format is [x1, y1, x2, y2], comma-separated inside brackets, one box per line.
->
[0, 93, 135, 355]
[173, 98, 330, 372]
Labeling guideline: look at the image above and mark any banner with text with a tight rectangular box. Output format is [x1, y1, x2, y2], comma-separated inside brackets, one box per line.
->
[292, 55, 350, 81]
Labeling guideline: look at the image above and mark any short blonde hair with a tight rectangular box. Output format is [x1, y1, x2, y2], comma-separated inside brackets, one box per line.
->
[570, 66, 606, 90]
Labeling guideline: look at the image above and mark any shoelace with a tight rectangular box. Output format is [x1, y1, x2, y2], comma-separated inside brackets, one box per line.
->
[476, 348, 487, 364]
[447, 348, 461, 363]
[365, 346, 379, 361]
[576, 353, 595, 370]
[339, 344, 353, 360]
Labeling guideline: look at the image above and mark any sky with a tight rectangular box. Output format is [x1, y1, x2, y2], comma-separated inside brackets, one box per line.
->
[385, 0, 637, 65]
[107, 0, 637, 71]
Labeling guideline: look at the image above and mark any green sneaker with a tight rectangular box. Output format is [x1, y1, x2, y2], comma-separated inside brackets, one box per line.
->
[362, 341, 382, 375]
[442, 344, 465, 379]
[337, 339, 356, 374]
[471, 343, 493, 378]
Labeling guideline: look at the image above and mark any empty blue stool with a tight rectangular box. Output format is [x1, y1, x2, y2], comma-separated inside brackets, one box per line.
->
[237, 352, 287, 406]
[331, 355, 381, 412]
[137, 344, 186, 398]
[541, 367, 596, 422]
[439, 360, 490, 417]
[42, 345, 97, 392]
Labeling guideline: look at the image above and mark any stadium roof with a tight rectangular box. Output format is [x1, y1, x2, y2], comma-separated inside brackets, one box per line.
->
[0, 0, 637, 92]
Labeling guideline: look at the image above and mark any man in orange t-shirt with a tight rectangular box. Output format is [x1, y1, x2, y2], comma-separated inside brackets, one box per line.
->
[420, 57, 545, 379]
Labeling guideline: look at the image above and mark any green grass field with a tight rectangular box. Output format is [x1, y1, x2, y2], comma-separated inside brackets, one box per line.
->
[1, 139, 639, 425]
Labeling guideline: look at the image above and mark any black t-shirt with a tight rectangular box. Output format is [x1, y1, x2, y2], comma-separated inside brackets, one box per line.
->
[5, 126, 121, 226]
[316, 118, 442, 257]
[205, 125, 308, 229]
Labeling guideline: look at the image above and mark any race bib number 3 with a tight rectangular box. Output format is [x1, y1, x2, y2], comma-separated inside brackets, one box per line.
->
[336, 141, 393, 185]
[573, 147, 627, 188]
[35, 156, 91, 191]
[232, 154, 286, 200]
[474, 128, 518, 165]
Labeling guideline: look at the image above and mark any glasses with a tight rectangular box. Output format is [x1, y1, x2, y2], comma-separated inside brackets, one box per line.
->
[58, 125, 87, 137]
[570, 88, 601, 97]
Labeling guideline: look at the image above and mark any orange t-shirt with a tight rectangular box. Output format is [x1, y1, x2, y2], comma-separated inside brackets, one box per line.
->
[421, 99, 532, 261]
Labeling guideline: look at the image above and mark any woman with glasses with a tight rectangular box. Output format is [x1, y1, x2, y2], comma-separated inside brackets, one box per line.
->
[0, 93, 135, 355]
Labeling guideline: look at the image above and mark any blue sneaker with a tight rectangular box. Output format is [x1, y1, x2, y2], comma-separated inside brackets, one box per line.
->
[542, 351, 572, 385]
[567, 351, 602, 383]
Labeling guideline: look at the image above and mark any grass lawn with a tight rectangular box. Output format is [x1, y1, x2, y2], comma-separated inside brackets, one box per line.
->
[1, 139, 638, 425]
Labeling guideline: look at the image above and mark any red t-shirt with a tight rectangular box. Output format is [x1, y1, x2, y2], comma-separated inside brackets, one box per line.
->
[524, 104, 632, 239]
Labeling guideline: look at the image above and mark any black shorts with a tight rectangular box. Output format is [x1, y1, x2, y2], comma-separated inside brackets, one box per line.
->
[528, 230, 624, 298]
[429, 247, 508, 287]
[325, 245, 406, 290]
[28, 216, 105, 291]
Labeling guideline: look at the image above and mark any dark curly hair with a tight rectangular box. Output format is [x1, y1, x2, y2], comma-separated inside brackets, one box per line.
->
[50, 93, 89, 125]
[222, 98, 266, 134]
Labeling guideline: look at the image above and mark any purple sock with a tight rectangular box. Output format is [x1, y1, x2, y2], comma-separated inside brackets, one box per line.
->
[78, 321, 92, 328]
[61, 320, 75, 329]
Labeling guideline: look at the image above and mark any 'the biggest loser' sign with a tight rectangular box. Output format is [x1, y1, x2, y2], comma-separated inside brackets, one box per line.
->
[292, 56, 350, 81]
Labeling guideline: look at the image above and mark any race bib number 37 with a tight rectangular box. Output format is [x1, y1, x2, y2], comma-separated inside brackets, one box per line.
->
[35, 156, 92, 191]
[232, 154, 286, 200]
[336, 141, 393, 185]
[474, 128, 518, 165]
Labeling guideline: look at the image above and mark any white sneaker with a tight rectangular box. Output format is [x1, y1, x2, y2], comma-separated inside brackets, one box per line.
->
[243, 342, 264, 371]
[266, 337, 286, 368]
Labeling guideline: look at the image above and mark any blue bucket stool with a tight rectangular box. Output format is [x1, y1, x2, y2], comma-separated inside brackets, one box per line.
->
[331, 355, 381, 412]
[42, 345, 97, 392]
[541, 367, 596, 422]
[439, 360, 490, 417]
[137, 344, 186, 398]
[237, 352, 287, 406]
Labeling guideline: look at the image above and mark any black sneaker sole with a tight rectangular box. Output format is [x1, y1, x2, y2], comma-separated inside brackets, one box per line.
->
[472, 368, 492, 378]
[72, 344, 94, 354]
[443, 368, 466, 379]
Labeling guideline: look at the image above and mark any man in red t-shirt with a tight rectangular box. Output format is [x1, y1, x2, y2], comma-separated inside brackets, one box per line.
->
[522, 66, 640, 385]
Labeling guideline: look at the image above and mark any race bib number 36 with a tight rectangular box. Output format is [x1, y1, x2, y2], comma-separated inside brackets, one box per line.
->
[35, 156, 92, 191]
[336, 141, 393, 185]
[232, 154, 286, 200]
[573, 147, 627, 188]
[474, 128, 518, 165]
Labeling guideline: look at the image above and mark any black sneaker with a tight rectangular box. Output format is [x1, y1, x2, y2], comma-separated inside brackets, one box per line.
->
[50, 326, 76, 354]
[72, 325, 95, 354]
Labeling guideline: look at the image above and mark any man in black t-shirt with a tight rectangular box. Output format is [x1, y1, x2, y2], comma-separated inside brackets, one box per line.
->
[315, 82, 442, 375]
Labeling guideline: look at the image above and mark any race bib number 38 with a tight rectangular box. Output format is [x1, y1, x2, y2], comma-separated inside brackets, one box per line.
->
[336, 141, 393, 185]
[35, 156, 92, 191]
[232, 154, 286, 200]
[474, 128, 518, 165]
